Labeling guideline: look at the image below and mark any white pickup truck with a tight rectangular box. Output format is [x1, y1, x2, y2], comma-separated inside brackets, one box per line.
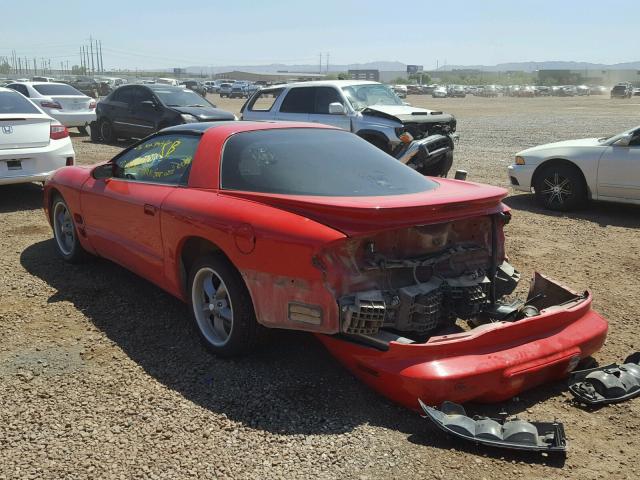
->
[240, 80, 458, 176]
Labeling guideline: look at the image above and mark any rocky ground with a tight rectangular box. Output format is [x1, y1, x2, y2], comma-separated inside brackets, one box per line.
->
[1, 94, 639, 479]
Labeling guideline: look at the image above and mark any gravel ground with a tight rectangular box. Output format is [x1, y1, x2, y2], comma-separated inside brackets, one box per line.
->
[1, 95, 640, 479]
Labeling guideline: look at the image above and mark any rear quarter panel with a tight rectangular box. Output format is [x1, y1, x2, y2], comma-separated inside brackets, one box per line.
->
[160, 189, 347, 332]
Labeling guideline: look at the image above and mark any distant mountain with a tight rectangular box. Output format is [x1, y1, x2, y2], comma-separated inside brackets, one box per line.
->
[160, 60, 640, 75]
[173, 61, 408, 75]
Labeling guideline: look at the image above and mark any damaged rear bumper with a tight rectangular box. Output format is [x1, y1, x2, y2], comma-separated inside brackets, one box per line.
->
[316, 274, 608, 410]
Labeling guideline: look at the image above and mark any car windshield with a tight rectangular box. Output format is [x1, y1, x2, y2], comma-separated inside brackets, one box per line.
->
[153, 89, 212, 107]
[33, 83, 83, 96]
[0, 91, 40, 114]
[341, 84, 403, 111]
[599, 126, 640, 143]
[221, 128, 439, 196]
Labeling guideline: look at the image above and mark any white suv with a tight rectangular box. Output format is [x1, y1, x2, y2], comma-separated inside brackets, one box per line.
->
[241, 80, 457, 176]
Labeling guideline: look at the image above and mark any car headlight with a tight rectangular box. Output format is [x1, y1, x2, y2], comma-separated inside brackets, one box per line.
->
[515, 156, 526, 165]
[181, 114, 198, 124]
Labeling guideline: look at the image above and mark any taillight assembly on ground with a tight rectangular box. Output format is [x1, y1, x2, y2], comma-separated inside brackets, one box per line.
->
[50, 124, 69, 140]
[66, 157, 74, 166]
[40, 100, 63, 109]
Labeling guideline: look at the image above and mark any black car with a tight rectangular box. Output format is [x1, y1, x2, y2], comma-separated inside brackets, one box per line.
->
[611, 83, 633, 99]
[94, 84, 235, 143]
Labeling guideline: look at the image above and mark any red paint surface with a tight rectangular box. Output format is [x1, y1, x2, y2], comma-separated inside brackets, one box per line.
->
[43, 121, 609, 408]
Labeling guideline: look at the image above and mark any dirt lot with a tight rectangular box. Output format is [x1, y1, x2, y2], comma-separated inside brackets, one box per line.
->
[1, 95, 639, 479]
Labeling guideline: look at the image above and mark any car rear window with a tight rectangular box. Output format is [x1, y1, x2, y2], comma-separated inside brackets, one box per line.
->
[0, 91, 40, 114]
[33, 84, 83, 96]
[221, 129, 439, 196]
[245, 88, 284, 111]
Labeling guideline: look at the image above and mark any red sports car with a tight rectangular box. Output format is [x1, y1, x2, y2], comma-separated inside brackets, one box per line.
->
[43, 121, 608, 410]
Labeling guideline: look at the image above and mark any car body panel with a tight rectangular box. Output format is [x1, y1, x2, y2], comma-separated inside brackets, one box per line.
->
[508, 128, 640, 203]
[43, 121, 610, 409]
[0, 88, 75, 185]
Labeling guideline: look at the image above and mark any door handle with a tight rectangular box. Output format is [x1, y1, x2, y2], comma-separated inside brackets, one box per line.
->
[143, 204, 157, 216]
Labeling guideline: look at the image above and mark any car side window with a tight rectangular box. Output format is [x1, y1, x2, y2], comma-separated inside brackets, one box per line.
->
[111, 87, 133, 104]
[280, 87, 316, 113]
[8, 84, 29, 97]
[246, 88, 284, 112]
[113, 134, 200, 185]
[314, 87, 343, 114]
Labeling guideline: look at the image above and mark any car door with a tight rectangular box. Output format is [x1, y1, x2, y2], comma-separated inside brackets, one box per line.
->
[597, 132, 640, 200]
[127, 86, 159, 137]
[275, 87, 314, 122]
[309, 86, 351, 130]
[106, 86, 135, 137]
[80, 132, 201, 285]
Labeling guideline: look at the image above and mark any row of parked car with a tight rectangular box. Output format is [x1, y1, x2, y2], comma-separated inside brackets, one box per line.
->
[389, 83, 638, 98]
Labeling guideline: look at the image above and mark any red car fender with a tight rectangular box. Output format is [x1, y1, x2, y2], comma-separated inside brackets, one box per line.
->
[160, 188, 347, 332]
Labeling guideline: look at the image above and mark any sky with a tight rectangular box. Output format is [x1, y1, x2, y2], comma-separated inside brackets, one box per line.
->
[0, 0, 638, 71]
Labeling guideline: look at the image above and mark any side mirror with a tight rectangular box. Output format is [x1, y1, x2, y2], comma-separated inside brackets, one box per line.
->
[92, 162, 114, 179]
[328, 102, 345, 115]
[614, 134, 633, 147]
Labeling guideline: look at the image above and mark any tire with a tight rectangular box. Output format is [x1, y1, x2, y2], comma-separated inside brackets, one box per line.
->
[51, 195, 89, 263]
[89, 121, 100, 142]
[77, 126, 88, 136]
[99, 119, 115, 143]
[534, 163, 587, 211]
[364, 135, 390, 154]
[188, 254, 260, 357]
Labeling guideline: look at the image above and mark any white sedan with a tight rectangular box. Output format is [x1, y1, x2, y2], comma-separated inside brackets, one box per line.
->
[508, 126, 640, 210]
[0, 87, 75, 186]
[5, 81, 96, 135]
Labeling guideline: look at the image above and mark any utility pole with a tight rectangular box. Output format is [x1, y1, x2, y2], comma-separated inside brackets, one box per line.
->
[99, 40, 104, 73]
[326, 52, 329, 73]
[89, 36, 95, 74]
[319, 53, 322, 74]
[85, 46, 90, 74]
[34, 58, 37, 75]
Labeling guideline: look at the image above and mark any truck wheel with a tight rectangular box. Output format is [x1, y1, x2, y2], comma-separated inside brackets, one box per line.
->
[188, 254, 261, 357]
[534, 163, 587, 211]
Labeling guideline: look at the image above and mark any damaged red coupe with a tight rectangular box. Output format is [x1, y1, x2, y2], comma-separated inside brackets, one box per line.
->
[43, 121, 608, 410]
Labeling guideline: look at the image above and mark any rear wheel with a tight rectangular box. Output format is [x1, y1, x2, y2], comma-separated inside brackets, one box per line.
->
[51, 195, 88, 263]
[99, 119, 115, 143]
[188, 254, 260, 357]
[534, 163, 587, 211]
[89, 121, 100, 142]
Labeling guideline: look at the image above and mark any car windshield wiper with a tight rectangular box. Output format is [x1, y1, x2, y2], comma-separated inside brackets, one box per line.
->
[187, 104, 205, 107]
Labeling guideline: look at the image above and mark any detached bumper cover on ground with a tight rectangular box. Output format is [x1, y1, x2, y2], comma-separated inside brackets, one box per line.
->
[317, 274, 608, 410]
[569, 352, 640, 405]
[421, 400, 567, 453]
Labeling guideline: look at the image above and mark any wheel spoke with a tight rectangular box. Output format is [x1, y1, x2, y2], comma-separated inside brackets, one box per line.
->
[543, 179, 555, 189]
[213, 315, 227, 337]
[214, 282, 227, 300]
[219, 306, 232, 321]
[203, 275, 215, 299]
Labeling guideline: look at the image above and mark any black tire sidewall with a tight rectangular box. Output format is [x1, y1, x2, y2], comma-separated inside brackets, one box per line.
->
[99, 119, 114, 143]
[187, 254, 259, 357]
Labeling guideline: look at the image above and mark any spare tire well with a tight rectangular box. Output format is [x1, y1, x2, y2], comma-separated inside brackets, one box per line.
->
[532, 159, 590, 198]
